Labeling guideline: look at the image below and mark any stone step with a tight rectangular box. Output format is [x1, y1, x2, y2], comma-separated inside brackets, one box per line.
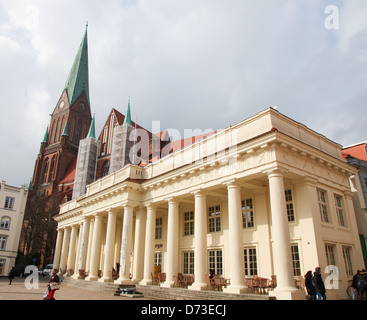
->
[62, 277, 275, 300]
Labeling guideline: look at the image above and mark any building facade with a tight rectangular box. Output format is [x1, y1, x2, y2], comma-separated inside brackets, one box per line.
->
[0, 181, 28, 276]
[342, 142, 367, 268]
[53, 107, 365, 299]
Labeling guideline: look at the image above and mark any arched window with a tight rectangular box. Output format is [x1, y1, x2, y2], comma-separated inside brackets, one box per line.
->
[74, 119, 82, 144]
[70, 117, 75, 142]
[49, 156, 56, 182]
[102, 160, 110, 178]
[0, 216, 11, 230]
[54, 118, 61, 143]
[42, 158, 49, 183]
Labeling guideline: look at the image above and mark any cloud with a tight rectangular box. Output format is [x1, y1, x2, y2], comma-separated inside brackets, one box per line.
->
[0, 0, 366, 186]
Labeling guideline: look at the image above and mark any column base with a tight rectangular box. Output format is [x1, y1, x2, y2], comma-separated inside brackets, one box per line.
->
[114, 278, 134, 285]
[160, 281, 174, 288]
[139, 279, 153, 286]
[98, 277, 113, 283]
[269, 288, 306, 300]
[188, 283, 207, 291]
[223, 285, 247, 294]
[85, 275, 99, 282]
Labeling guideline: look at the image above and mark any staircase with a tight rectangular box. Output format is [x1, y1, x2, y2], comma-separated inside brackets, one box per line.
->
[62, 278, 275, 300]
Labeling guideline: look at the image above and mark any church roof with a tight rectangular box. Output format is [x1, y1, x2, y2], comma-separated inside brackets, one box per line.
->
[64, 27, 90, 107]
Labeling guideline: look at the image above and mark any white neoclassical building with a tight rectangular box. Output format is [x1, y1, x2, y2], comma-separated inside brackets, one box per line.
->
[53, 107, 365, 300]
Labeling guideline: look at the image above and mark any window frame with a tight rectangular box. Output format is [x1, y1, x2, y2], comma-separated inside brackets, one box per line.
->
[208, 205, 221, 233]
[242, 198, 254, 229]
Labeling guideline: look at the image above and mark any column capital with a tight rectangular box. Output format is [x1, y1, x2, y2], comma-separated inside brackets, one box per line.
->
[221, 178, 239, 187]
[190, 188, 207, 197]
[263, 166, 289, 178]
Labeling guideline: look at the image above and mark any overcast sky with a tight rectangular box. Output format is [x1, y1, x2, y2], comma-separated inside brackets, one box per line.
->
[1, 0, 366, 187]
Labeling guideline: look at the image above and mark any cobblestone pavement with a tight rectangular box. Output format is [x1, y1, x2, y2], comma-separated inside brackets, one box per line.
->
[0, 277, 150, 300]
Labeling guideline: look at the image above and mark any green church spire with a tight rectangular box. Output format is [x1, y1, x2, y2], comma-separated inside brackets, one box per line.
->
[64, 26, 90, 108]
[42, 126, 49, 144]
[87, 114, 96, 139]
[123, 98, 132, 126]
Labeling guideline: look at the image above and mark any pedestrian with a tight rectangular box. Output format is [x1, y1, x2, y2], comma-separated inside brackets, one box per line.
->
[352, 270, 362, 300]
[313, 267, 327, 300]
[47, 268, 60, 300]
[304, 270, 316, 300]
[8, 267, 15, 285]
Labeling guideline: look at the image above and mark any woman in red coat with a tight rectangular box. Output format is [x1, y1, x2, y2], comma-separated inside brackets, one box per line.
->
[48, 269, 60, 300]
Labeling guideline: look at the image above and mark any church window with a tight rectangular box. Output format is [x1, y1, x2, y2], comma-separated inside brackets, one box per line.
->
[74, 119, 82, 143]
[49, 156, 56, 182]
[102, 161, 110, 178]
[49, 119, 56, 144]
[54, 118, 61, 143]
[58, 117, 65, 141]
[42, 158, 49, 183]
[81, 122, 87, 139]
[70, 117, 75, 141]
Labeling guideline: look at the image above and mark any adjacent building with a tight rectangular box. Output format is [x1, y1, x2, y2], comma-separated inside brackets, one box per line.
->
[342, 142, 367, 268]
[0, 181, 28, 276]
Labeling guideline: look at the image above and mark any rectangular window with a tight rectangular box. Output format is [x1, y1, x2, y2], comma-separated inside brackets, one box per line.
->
[184, 211, 194, 236]
[155, 217, 163, 240]
[183, 251, 194, 275]
[4, 197, 14, 210]
[208, 205, 221, 233]
[317, 189, 329, 223]
[242, 198, 254, 228]
[291, 244, 301, 276]
[0, 217, 10, 230]
[334, 195, 346, 227]
[154, 252, 162, 267]
[325, 244, 336, 266]
[342, 246, 353, 276]
[244, 247, 258, 276]
[208, 250, 223, 275]
[0, 236, 7, 251]
[285, 189, 295, 222]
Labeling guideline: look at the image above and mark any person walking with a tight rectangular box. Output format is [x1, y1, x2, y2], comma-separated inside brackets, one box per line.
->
[313, 267, 326, 300]
[47, 268, 60, 300]
[8, 267, 15, 285]
[305, 270, 316, 300]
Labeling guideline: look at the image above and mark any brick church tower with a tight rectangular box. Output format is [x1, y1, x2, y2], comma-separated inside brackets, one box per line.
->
[21, 27, 92, 264]
[31, 27, 92, 200]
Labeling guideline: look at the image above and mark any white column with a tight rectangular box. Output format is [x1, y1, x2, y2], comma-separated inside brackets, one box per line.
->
[133, 206, 146, 282]
[67, 225, 78, 275]
[86, 214, 103, 281]
[59, 227, 71, 274]
[267, 170, 304, 300]
[72, 223, 83, 278]
[189, 192, 207, 291]
[140, 205, 156, 285]
[53, 228, 64, 271]
[161, 199, 179, 288]
[223, 182, 246, 294]
[75, 217, 90, 278]
[99, 209, 117, 282]
[115, 206, 134, 284]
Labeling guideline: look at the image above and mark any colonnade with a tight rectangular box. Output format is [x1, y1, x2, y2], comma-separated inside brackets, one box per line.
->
[53, 170, 299, 296]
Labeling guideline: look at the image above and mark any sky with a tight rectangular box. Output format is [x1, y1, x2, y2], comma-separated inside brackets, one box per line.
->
[0, 0, 366, 187]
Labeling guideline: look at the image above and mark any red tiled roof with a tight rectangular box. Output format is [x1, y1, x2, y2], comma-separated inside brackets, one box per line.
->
[59, 157, 77, 184]
[342, 142, 367, 161]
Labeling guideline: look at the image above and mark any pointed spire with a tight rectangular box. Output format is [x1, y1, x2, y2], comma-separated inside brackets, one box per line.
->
[123, 98, 132, 126]
[64, 26, 90, 107]
[61, 118, 69, 137]
[42, 126, 49, 144]
[27, 178, 33, 191]
[87, 114, 96, 139]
